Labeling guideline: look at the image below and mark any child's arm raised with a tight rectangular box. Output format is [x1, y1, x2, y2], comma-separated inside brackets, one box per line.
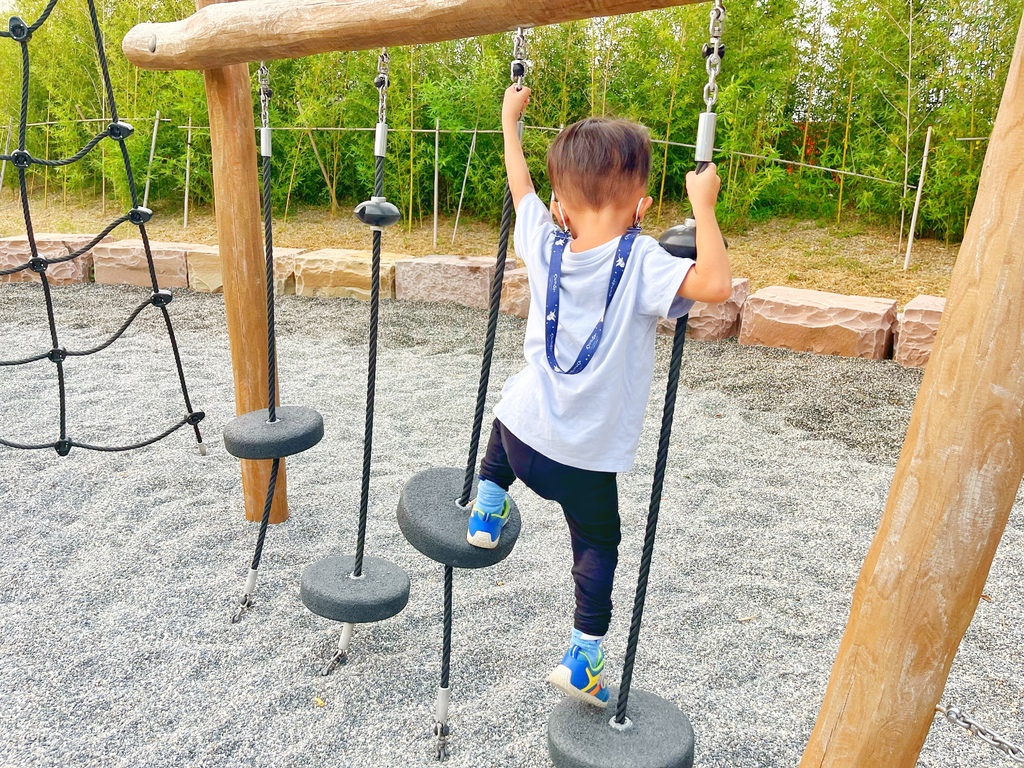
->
[502, 85, 535, 210]
[677, 163, 732, 303]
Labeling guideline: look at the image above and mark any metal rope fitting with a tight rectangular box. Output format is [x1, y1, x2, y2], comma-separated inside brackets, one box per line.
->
[374, 48, 391, 158]
[510, 27, 530, 90]
[8, 16, 30, 42]
[694, 0, 725, 166]
[258, 62, 272, 157]
[377, 48, 390, 125]
[128, 206, 153, 225]
[702, 0, 726, 109]
[10, 149, 31, 169]
[107, 121, 134, 141]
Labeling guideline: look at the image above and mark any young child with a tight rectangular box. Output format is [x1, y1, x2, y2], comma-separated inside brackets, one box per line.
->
[466, 84, 731, 707]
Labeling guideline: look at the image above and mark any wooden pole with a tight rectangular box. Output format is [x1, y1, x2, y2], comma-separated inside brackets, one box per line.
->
[123, 0, 706, 71]
[801, 16, 1024, 767]
[199, 0, 288, 523]
[902, 125, 933, 271]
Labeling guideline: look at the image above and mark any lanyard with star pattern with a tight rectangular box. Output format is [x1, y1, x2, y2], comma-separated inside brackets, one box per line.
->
[544, 226, 640, 375]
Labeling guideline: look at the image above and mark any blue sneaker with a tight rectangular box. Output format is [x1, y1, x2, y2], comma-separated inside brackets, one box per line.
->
[546, 644, 609, 707]
[466, 497, 510, 549]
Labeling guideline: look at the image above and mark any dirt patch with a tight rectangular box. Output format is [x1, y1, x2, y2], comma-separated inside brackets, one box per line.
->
[0, 194, 959, 308]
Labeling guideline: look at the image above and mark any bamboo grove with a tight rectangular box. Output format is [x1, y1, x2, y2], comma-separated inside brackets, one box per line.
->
[0, 0, 1021, 242]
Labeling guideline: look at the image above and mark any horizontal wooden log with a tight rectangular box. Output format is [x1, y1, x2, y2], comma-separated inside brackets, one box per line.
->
[123, 0, 705, 71]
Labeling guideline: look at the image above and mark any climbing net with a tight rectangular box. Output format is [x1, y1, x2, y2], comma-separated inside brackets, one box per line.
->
[0, 0, 204, 456]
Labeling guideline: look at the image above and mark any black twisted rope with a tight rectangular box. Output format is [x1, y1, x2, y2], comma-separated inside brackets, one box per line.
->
[0, 295, 155, 365]
[262, 153, 278, 423]
[0, 0, 59, 40]
[440, 564, 453, 689]
[459, 181, 515, 507]
[28, 0, 60, 34]
[0, 1, 205, 455]
[0, 127, 108, 167]
[233, 70, 283, 613]
[353, 153, 385, 577]
[0, 215, 130, 277]
[249, 458, 280, 571]
[1, 413, 197, 453]
[614, 314, 690, 724]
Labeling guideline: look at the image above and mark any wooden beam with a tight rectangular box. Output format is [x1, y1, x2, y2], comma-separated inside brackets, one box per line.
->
[800, 13, 1024, 767]
[123, 0, 705, 71]
[201, 0, 289, 523]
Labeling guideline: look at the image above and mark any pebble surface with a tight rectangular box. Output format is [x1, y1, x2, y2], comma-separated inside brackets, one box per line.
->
[1, 283, 1021, 768]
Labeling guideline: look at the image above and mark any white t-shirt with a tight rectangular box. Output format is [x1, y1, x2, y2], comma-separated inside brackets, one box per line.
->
[493, 192, 695, 472]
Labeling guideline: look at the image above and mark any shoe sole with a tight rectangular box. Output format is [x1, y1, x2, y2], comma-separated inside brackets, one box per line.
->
[546, 665, 608, 709]
[466, 530, 499, 549]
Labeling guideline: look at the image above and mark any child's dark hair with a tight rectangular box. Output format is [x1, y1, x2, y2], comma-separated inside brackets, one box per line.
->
[547, 117, 651, 210]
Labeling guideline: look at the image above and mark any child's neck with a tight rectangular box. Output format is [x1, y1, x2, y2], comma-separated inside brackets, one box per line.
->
[567, 206, 636, 253]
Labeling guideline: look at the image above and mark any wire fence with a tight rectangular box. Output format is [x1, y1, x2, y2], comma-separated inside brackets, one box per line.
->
[0, 113, 942, 252]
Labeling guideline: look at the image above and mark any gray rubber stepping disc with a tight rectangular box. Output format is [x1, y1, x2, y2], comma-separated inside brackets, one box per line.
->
[548, 687, 694, 768]
[300, 555, 410, 624]
[223, 406, 324, 460]
[397, 467, 521, 568]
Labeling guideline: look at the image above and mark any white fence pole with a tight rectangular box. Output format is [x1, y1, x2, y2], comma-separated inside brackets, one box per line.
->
[433, 118, 440, 250]
[903, 125, 933, 271]
[0, 119, 12, 199]
[184, 115, 193, 230]
[142, 109, 161, 209]
[451, 124, 477, 246]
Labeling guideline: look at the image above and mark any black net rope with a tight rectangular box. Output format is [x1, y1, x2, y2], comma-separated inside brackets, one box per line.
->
[0, 0, 204, 455]
[614, 314, 689, 724]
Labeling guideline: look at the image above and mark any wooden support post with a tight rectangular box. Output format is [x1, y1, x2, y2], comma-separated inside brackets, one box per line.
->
[200, 0, 288, 523]
[801, 16, 1024, 767]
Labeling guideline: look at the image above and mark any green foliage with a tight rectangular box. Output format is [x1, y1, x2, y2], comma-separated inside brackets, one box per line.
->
[0, 0, 1021, 241]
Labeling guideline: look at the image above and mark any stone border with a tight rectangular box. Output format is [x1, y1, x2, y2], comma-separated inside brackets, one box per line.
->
[0, 233, 942, 368]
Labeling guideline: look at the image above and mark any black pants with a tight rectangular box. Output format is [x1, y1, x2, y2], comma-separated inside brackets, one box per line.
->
[479, 419, 620, 637]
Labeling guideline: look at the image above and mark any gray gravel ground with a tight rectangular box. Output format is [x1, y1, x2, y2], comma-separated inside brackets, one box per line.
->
[1, 282, 1022, 768]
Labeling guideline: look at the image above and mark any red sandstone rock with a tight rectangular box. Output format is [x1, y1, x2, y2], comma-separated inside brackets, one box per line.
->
[0, 233, 111, 285]
[394, 255, 496, 309]
[894, 295, 946, 368]
[658, 278, 751, 341]
[739, 286, 897, 360]
[93, 239, 193, 288]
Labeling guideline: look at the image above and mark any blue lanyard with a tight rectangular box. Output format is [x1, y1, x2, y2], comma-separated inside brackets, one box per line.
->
[545, 227, 640, 375]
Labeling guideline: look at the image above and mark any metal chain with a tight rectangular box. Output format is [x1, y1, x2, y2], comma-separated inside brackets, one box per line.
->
[702, 0, 726, 109]
[376, 49, 390, 124]
[511, 27, 529, 89]
[937, 705, 1024, 763]
[258, 62, 271, 131]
